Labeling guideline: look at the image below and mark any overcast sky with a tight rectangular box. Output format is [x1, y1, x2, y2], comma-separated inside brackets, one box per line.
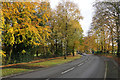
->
[49, 0, 96, 36]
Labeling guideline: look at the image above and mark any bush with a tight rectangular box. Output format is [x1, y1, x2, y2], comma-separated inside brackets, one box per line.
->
[46, 50, 53, 58]
[19, 51, 33, 63]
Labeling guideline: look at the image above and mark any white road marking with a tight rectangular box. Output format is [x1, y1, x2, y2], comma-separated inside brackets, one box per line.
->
[78, 63, 84, 66]
[61, 67, 75, 74]
[46, 78, 49, 80]
[104, 61, 107, 80]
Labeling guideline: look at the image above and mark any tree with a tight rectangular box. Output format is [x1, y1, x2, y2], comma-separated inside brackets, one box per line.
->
[90, 0, 119, 56]
[55, 1, 83, 58]
[1, 1, 51, 64]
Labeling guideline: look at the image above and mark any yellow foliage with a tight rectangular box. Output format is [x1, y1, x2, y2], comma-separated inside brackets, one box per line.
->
[8, 27, 13, 33]
[2, 1, 51, 48]
[0, 50, 6, 57]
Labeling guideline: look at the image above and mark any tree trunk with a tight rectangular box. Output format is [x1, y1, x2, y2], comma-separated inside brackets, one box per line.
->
[55, 38, 58, 56]
[60, 40, 63, 56]
[117, 39, 120, 57]
[111, 29, 114, 55]
[117, 14, 120, 57]
[43, 45, 46, 57]
[64, 41, 67, 59]
[116, 4, 120, 57]
[36, 51, 39, 57]
[73, 46, 75, 56]
[63, 40, 66, 59]
[6, 46, 13, 64]
[72, 42, 75, 56]
[51, 42, 54, 56]
[66, 40, 68, 56]
[103, 29, 106, 54]
[101, 41, 104, 53]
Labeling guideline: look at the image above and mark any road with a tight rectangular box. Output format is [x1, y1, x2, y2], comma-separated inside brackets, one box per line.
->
[3, 54, 119, 80]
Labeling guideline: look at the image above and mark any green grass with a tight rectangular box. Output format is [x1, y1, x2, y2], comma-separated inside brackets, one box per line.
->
[2, 55, 81, 77]
[2, 68, 31, 76]
[27, 55, 81, 67]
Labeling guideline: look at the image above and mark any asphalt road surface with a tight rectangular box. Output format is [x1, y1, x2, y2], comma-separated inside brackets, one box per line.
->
[3, 54, 119, 80]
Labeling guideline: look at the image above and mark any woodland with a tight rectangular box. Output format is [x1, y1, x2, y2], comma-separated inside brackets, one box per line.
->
[0, 0, 120, 65]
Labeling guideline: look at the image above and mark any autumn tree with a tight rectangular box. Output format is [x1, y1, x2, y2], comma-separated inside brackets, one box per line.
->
[90, 0, 119, 56]
[1, 1, 51, 64]
[54, 1, 83, 58]
[1, 0, 83, 64]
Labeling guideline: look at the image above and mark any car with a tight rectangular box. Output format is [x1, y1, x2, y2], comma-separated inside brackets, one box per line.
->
[82, 53, 87, 56]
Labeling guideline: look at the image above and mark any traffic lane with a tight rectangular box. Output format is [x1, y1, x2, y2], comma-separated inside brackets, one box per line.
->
[57, 55, 105, 78]
[12, 55, 90, 78]
[101, 56, 119, 78]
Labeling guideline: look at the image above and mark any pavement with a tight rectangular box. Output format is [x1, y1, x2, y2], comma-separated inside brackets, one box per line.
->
[2, 54, 119, 80]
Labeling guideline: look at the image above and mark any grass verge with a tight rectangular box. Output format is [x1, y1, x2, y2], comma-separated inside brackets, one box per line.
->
[2, 55, 81, 77]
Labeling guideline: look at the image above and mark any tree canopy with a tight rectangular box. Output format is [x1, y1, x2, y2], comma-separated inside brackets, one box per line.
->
[1, 1, 84, 64]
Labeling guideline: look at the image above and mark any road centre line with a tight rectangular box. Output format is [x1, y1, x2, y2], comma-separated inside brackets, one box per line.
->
[78, 63, 84, 66]
[46, 78, 50, 80]
[104, 61, 107, 80]
[61, 57, 91, 74]
[61, 67, 75, 74]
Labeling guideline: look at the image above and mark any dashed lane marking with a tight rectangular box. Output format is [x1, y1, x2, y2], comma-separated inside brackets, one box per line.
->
[61, 67, 75, 74]
[78, 63, 84, 66]
[46, 78, 50, 80]
[104, 61, 107, 80]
